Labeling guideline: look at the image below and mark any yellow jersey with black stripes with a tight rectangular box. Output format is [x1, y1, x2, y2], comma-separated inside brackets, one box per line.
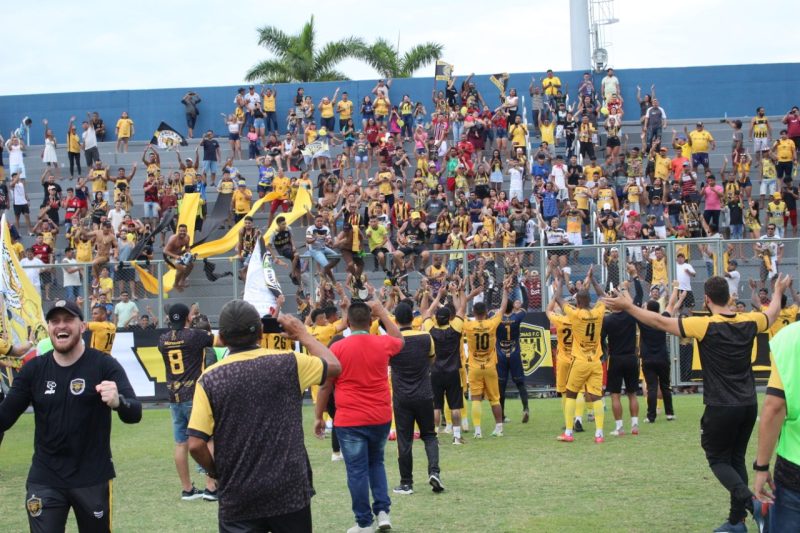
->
[547, 312, 573, 360]
[562, 303, 605, 362]
[463, 313, 504, 366]
[87, 321, 117, 355]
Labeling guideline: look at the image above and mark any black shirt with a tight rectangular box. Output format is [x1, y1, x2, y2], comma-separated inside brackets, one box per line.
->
[639, 312, 670, 362]
[389, 329, 434, 401]
[272, 229, 293, 250]
[0, 348, 141, 488]
[158, 328, 215, 403]
[728, 201, 744, 225]
[424, 317, 464, 374]
[201, 139, 220, 161]
[602, 311, 638, 357]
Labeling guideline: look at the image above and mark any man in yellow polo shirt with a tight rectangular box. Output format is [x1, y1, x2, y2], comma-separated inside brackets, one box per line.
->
[231, 180, 253, 222]
[542, 69, 561, 103]
[337, 92, 354, 131]
[773, 129, 797, 184]
[686, 121, 716, 175]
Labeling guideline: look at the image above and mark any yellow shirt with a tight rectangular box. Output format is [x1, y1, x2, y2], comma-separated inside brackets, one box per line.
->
[260, 333, 293, 351]
[654, 155, 671, 180]
[689, 130, 714, 153]
[543, 76, 561, 96]
[272, 176, 290, 199]
[337, 100, 353, 120]
[651, 258, 668, 286]
[540, 123, 555, 146]
[91, 169, 108, 192]
[41, 231, 55, 248]
[183, 167, 197, 186]
[116, 118, 133, 138]
[509, 124, 528, 147]
[764, 304, 799, 338]
[596, 187, 615, 207]
[307, 323, 338, 347]
[574, 185, 590, 210]
[627, 184, 641, 204]
[768, 201, 787, 225]
[263, 94, 276, 112]
[320, 101, 334, 119]
[775, 139, 796, 162]
[76, 240, 93, 262]
[584, 164, 603, 179]
[87, 321, 117, 354]
[548, 313, 573, 360]
[377, 171, 393, 195]
[232, 189, 253, 214]
[99, 277, 113, 295]
[68, 132, 80, 153]
[147, 162, 161, 178]
[12, 241, 24, 259]
[463, 312, 504, 366]
[563, 302, 605, 361]
[566, 212, 582, 233]
[218, 179, 235, 194]
[374, 98, 389, 116]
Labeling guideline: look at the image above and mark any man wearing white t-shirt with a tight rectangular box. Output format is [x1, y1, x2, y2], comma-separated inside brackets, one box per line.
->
[675, 252, 696, 309]
[81, 114, 100, 166]
[243, 86, 261, 130]
[549, 155, 568, 201]
[62, 247, 83, 301]
[5, 136, 25, 180]
[601, 68, 620, 102]
[107, 201, 127, 234]
[19, 248, 44, 296]
[113, 290, 140, 329]
[724, 259, 741, 300]
[508, 161, 523, 201]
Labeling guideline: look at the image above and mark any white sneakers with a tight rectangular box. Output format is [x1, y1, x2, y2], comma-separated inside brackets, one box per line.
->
[377, 511, 392, 530]
[331, 452, 344, 462]
[346, 525, 374, 533]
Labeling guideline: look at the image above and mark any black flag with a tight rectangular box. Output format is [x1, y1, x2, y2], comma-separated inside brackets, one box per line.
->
[434, 60, 453, 81]
[150, 122, 188, 149]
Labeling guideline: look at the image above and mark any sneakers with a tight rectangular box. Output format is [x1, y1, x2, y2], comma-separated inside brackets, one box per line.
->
[643, 418, 654, 424]
[594, 436, 605, 444]
[557, 433, 575, 442]
[331, 452, 344, 462]
[202, 489, 218, 501]
[429, 474, 445, 493]
[712, 521, 747, 533]
[377, 510, 392, 530]
[503, 416, 511, 423]
[491, 428, 504, 437]
[347, 524, 375, 533]
[461, 420, 469, 431]
[666, 415, 676, 421]
[574, 419, 585, 432]
[473, 429, 483, 439]
[181, 485, 203, 501]
[452, 436, 466, 445]
[610, 429, 625, 437]
[522, 410, 530, 423]
[752, 497, 770, 533]
[387, 430, 396, 441]
[631, 424, 639, 435]
[393, 484, 413, 495]
[587, 412, 595, 422]
[443, 424, 453, 434]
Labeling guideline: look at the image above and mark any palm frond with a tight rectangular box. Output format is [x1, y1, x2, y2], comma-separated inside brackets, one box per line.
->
[245, 59, 295, 84]
[315, 37, 366, 73]
[398, 42, 444, 77]
[355, 38, 400, 78]
[255, 26, 293, 57]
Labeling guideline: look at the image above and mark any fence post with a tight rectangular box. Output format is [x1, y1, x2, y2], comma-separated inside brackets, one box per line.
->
[81, 264, 90, 319]
[232, 257, 240, 299]
[539, 242, 548, 311]
[156, 261, 164, 327]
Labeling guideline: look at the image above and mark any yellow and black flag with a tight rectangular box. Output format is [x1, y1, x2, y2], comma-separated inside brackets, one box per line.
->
[434, 60, 453, 81]
[490, 72, 509, 93]
[150, 122, 188, 150]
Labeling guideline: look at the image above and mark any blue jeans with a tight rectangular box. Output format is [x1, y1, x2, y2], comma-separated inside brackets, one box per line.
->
[169, 401, 193, 444]
[337, 423, 391, 528]
[265, 111, 278, 133]
[309, 247, 337, 268]
[64, 285, 81, 301]
[772, 483, 800, 531]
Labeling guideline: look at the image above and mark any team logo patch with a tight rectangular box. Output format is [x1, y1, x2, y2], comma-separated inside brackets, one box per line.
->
[93, 510, 104, 519]
[70, 378, 86, 395]
[519, 323, 551, 376]
[26, 495, 42, 517]
[44, 381, 56, 395]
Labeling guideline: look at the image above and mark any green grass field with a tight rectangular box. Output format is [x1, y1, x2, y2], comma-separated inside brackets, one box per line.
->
[0, 395, 759, 532]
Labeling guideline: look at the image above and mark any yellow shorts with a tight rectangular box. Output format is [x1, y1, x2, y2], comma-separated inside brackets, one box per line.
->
[556, 355, 573, 393]
[459, 367, 467, 390]
[565, 359, 603, 397]
[469, 364, 500, 404]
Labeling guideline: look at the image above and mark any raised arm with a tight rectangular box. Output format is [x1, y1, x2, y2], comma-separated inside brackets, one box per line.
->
[602, 289, 681, 336]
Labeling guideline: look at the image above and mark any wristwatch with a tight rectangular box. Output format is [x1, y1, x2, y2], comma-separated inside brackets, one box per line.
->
[752, 461, 770, 472]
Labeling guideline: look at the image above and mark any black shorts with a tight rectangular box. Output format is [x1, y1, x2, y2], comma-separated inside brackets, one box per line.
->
[431, 370, 463, 410]
[606, 355, 640, 394]
[26, 480, 112, 533]
[606, 136, 621, 148]
[219, 505, 312, 533]
[184, 184, 197, 194]
[399, 245, 424, 257]
[277, 246, 295, 261]
[39, 271, 52, 285]
[371, 247, 388, 257]
[13, 204, 29, 216]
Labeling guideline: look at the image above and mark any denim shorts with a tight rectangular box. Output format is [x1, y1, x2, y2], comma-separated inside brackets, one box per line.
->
[170, 401, 193, 444]
[309, 247, 338, 268]
[143, 201, 159, 218]
[202, 160, 218, 175]
[253, 118, 265, 129]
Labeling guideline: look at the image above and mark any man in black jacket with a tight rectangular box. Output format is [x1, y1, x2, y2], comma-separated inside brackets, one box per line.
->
[0, 299, 142, 533]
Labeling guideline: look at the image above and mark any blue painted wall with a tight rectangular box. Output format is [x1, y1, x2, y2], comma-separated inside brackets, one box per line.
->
[1, 62, 798, 144]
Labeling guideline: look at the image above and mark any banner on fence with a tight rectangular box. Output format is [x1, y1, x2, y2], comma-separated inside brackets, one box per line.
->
[520, 312, 555, 387]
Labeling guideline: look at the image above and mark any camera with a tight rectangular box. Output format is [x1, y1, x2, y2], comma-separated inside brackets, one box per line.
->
[261, 315, 284, 334]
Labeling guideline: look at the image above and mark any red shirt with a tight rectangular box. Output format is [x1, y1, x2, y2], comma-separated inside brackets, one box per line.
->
[785, 114, 800, 138]
[330, 333, 404, 427]
[64, 197, 81, 221]
[31, 243, 52, 263]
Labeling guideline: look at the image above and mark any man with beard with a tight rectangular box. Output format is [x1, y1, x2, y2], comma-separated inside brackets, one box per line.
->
[0, 299, 141, 532]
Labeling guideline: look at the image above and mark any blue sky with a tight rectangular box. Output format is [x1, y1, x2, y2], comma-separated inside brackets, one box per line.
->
[5, 0, 797, 95]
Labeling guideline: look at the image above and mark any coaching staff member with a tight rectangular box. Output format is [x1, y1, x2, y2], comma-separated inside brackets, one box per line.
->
[604, 274, 790, 532]
[0, 299, 142, 532]
[188, 300, 341, 533]
[390, 302, 443, 496]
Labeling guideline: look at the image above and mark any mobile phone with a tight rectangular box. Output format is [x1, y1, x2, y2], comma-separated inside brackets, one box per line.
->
[261, 315, 283, 334]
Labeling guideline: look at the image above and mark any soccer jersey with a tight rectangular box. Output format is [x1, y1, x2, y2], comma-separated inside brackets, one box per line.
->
[562, 303, 605, 362]
[261, 333, 294, 352]
[87, 321, 117, 354]
[762, 304, 799, 338]
[424, 317, 464, 374]
[158, 328, 215, 403]
[463, 313, 504, 366]
[548, 313, 573, 360]
[689, 130, 714, 153]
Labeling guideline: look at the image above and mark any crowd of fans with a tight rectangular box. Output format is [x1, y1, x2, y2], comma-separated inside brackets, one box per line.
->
[0, 70, 798, 319]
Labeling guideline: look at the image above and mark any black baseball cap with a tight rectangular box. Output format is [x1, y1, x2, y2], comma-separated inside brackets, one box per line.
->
[218, 300, 261, 339]
[46, 300, 83, 321]
[168, 303, 190, 330]
[435, 306, 451, 325]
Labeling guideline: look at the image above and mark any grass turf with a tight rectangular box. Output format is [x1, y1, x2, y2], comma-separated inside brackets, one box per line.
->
[0, 394, 756, 532]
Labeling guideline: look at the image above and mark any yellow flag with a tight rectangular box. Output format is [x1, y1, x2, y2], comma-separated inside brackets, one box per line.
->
[0, 215, 47, 346]
[263, 187, 313, 242]
[132, 261, 160, 295]
[160, 193, 202, 294]
[191, 194, 274, 259]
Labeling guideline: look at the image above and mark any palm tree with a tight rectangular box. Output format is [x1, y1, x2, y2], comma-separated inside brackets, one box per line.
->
[245, 16, 365, 83]
[357, 38, 444, 79]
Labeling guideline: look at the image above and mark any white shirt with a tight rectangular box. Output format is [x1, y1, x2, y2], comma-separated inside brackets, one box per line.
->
[757, 235, 783, 259]
[509, 167, 523, 191]
[525, 219, 538, 244]
[244, 92, 261, 112]
[675, 262, 696, 291]
[601, 75, 620, 97]
[725, 270, 741, 298]
[82, 126, 97, 150]
[550, 164, 567, 190]
[7, 143, 23, 166]
[62, 257, 81, 287]
[13, 180, 26, 205]
[114, 301, 139, 328]
[107, 208, 127, 233]
[20, 257, 44, 288]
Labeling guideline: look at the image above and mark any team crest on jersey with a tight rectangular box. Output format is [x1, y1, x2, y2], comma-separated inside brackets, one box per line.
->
[519, 323, 551, 376]
[26, 495, 42, 517]
[70, 378, 86, 395]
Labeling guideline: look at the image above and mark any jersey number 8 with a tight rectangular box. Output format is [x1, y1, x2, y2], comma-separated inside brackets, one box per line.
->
[168, 349, 185, 374]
